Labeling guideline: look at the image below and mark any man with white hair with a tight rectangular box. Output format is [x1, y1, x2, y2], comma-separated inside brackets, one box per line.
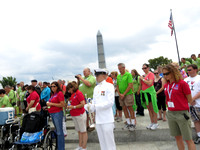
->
[117, 63, 136, 131]
[85, 69, 116, 150]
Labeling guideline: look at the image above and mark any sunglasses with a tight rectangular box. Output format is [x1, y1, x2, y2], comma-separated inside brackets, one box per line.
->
[154, 73, 158, 74]
[142, 67, 147, 70]
[163, 72, 171, 76]
[51, 85, 56, 88]
[187, 69, 192, 71]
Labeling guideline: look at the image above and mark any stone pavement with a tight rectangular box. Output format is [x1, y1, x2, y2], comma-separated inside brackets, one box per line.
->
[65, 141, 200, 150]
[64, 109, 197, 143]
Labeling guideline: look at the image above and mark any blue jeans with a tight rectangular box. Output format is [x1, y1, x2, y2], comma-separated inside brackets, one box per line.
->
[50, 111, 65, 150]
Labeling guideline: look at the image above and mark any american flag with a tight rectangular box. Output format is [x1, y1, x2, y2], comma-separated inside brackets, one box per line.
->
[168, 12, 173, 36]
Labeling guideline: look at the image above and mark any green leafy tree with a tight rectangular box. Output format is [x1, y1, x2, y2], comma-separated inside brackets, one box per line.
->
[0, 76, 17, 88]
[148, 56, 172, 71]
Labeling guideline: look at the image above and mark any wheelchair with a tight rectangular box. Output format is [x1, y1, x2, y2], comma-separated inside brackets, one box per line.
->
[10, 112, 57, 150]
[0, 120, 20, 150]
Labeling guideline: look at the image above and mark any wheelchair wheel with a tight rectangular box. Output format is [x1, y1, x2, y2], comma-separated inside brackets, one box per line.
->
[43, 130, 57, 150]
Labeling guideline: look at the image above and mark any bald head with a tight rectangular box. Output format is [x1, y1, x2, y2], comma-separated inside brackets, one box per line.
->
[83, 67, 91, 77]
[58, 79, 62, 84]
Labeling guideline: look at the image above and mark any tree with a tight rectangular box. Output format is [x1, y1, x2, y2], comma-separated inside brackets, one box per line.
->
[0, 76, 17, 88]
[148, 56, 172, 71]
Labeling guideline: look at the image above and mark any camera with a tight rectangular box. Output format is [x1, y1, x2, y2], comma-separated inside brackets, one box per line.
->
[75, 74, 81, 79]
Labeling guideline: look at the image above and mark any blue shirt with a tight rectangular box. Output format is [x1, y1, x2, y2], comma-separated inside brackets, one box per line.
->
[40, 87, 51, 102]
[160, 73, 163, 78]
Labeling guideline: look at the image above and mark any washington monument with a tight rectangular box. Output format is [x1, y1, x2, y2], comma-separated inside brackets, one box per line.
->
[96, 30, 106, 68]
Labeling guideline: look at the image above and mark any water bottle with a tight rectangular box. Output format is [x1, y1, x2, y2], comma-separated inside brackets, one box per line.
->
[67, 101, 71, 111]
[47, 102, 50, 109]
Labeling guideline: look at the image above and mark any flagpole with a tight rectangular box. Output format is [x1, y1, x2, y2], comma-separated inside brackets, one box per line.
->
[171, 9, 181, 65]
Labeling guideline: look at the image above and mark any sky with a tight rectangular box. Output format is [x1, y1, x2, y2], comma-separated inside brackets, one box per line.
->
[0, 0, 200, 85]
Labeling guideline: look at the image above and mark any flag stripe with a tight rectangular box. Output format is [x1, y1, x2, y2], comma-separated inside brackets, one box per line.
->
[168, 12, 173, 36]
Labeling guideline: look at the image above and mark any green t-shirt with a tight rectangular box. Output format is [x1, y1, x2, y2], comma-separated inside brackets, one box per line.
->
[192, 58, 200, 69]
[19, 91, 26, 102]
[117, 72, 133, 95]
[181, 61, 191, 72]
[0, 95, 12, 107]
[17, 86, 22, 95]
[79, 75, 96, 98]
[17, 86, 22, 101]
[133, 76, 140, 93]
[8, 89, 16, 104]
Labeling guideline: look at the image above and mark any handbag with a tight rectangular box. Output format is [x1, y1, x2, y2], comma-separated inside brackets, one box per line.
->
[28, 102, 39, 114]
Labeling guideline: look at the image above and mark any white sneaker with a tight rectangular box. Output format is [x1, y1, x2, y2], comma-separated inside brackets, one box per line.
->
[117, 117, 123, 122]
[150, 123, 159, 130]
[129, 124, 136, 131]
[74, 147, 82, 150]
[146, 123, 153, 129]
[115, 117, 119, 121]
[122, 124, 130, 130]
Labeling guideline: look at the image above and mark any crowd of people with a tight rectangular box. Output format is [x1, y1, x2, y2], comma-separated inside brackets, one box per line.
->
[1, 53, 200, 150]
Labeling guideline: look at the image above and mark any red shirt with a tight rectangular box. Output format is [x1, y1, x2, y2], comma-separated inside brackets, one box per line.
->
[60, 84, 66, 92]
[69, 90, 85, 116]
[26, 91, 41, 111]
[141, 72, 154, 91]
[106, 77, 114, 84]
[48, 91, 64, 113]
[164, 80, 191, 111]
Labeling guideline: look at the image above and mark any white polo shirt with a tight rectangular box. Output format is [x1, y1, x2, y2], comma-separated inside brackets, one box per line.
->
[185, 75, 200, 107]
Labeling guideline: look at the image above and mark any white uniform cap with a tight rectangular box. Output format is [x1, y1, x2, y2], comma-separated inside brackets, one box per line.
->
[94, 69, 107, 75]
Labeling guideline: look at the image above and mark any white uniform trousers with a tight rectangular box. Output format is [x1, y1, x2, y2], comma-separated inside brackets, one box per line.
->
[96, 123, 116, 150]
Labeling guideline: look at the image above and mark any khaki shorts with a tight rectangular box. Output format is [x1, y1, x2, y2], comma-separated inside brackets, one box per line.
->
[72, 111, 87, 132]
[17, 101, 21, 107]
[119, 94, 134, 107]
[166, 110, 192, 140]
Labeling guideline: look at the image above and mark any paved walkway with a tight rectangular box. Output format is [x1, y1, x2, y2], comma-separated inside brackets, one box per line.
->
[65, 141, 200, 150]
[64, 109, 196, 143]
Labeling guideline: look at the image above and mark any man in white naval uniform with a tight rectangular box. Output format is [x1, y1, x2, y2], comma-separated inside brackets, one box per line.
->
[84, 69, 116, 150]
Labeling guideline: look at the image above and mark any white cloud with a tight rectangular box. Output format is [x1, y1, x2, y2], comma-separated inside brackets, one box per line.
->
[0, 0, 200, 84]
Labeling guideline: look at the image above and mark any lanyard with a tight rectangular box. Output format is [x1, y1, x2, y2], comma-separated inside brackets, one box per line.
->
[49, 93, 57, 102]
[167, 83, 175, 101]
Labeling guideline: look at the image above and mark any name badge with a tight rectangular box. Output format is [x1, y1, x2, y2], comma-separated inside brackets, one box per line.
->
[101, 91, 105, 96]
[168, 102, 175, 108]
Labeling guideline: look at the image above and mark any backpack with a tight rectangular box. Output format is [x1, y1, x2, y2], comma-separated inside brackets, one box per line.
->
[21, 112, 45, 133]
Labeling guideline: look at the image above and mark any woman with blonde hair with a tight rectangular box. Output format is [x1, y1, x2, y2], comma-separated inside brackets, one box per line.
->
[171, 62, 187, 79]
[163, 64, 196, 150]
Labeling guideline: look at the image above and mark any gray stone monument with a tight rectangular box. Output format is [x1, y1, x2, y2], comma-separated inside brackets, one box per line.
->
[96, 30, 106, 69]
